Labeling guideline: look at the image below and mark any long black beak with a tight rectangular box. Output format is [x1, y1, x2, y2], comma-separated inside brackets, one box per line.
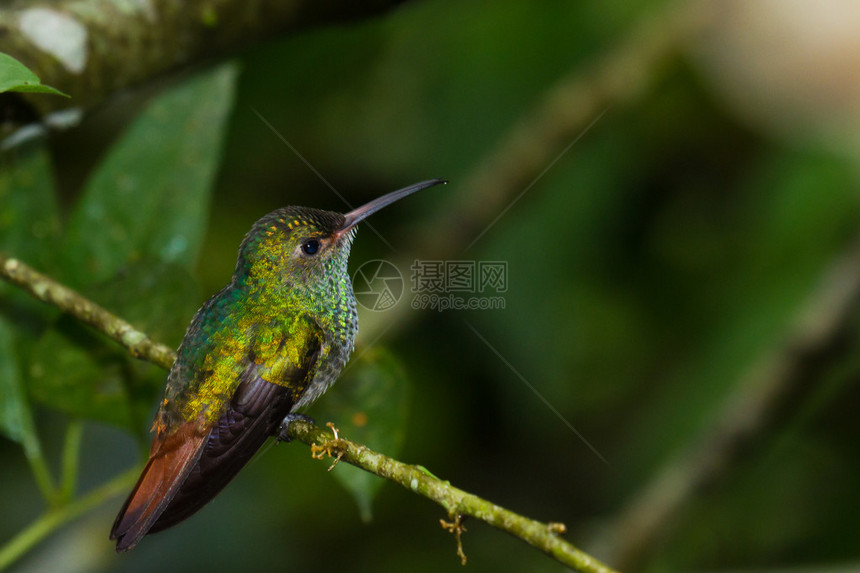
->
[338, 178, 447, 233]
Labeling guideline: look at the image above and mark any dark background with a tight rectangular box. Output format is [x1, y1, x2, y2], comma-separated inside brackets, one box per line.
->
[2, 1, 860, 571]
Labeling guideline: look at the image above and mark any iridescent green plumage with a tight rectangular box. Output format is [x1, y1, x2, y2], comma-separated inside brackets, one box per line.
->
[157, 207, 356, 432]
[111, 179, 445, 551]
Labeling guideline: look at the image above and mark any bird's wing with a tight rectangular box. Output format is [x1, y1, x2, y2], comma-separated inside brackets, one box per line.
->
[110, 419, 210, 551]
[111, 315, 324, 551]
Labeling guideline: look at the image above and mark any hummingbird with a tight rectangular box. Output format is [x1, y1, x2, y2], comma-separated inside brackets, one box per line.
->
[110, 178, 446, 551]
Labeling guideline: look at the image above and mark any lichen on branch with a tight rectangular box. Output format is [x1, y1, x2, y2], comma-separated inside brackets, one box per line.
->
[0, 252, 616, 573]
[0, 0, 405, 132]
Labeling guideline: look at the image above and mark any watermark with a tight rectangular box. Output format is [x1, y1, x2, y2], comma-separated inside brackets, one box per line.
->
[352, 259, 508, 311]
[411, 260, 506, 312]
[411, 293, 505, 311]
[352, 259, 404, 311]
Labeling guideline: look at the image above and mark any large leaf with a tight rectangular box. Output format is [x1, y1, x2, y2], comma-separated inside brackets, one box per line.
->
[87, 259, 201, 351]
[0, 145, 61, 272]
[0, 52, 68, 97]
[28, 322, 134, 428]
[0, 317, 35, 443]
[62, 61, 238, 287]
[0, 145, 63, 336]
[27, 261, 200, 430]
[310, 347, 410, 521]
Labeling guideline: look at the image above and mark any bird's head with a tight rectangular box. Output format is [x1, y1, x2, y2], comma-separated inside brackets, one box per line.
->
[234, 179, 446, 291]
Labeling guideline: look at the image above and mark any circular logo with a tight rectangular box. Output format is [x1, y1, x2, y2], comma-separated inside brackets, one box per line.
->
[352, 259, 404, 311]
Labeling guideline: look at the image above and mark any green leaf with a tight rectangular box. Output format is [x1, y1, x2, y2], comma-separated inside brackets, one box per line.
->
[310, 347, 410, 521]
[62, 61, 239, 287]
[0, 145, 62, 271]
[0, 52, 69, 97]
[28, 323, 134, 428]
[0, 316, 56, 501]
[0, 317, 34, 443]
[87, 259, 201, 350]
[0, 145, 63, 335]
[0, 144, 62, 495]
[27, 261, 200, 430]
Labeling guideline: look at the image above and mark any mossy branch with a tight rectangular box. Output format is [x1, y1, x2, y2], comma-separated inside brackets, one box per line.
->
[286, 421, 614, 573]
[0, 254, 175, 370]
[357, 0, 712, 342]
[0, 0, 405, 133]
[0, 469, 139, 571]
[597, 235, 860, 570]
[0, 252, 616, 573]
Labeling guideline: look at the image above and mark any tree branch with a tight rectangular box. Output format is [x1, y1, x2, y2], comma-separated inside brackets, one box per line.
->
[0, 0, 406, 135]
[0, 253, 175, 370]
[286, 421, 615, 573]
[357, 0, 713, 342]
[597, 235, 860, 570]
[416, 0, 711, 260]
[0, 252, 616, 573]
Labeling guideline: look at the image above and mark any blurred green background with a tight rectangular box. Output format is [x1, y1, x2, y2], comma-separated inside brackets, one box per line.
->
[2, 0, 860, 571]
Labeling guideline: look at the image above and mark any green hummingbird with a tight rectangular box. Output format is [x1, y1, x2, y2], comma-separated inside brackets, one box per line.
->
[110, 178, 445, 551]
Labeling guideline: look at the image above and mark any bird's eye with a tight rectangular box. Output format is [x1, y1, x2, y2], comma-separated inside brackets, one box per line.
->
[301, 239, 321, 256]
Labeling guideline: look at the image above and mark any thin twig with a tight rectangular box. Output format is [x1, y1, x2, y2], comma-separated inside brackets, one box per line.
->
[357, 0, 712, 341]
[598, 236, 860, 570]
[19, 425, 57, 508]
[421, 0, 710, 259]
[0, 5, 717, 569]
[0, 253, 175, 370]
[285, 420, 616, 573]
[0, 254, 616, 573]
[59, 420, 84, 504]
[0, 468, 138, 571]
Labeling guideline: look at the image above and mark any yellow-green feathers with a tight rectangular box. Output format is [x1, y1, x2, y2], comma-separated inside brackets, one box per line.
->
[153, 206, 357, 435]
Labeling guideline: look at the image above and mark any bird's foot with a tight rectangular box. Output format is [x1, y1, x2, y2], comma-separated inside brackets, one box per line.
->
[277, 413, 315, 443]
